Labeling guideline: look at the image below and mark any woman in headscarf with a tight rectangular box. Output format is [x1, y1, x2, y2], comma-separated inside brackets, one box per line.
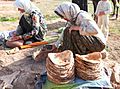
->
[6, 0, 47, 48]
[53, 2, 106, 56]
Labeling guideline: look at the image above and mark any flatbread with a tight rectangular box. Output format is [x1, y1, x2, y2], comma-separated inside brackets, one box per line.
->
[48, 50, 74, 65]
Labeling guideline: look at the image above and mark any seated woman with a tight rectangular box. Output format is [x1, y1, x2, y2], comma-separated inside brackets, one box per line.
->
[53, 2, 106, 56]
[6, 0, 48, 48]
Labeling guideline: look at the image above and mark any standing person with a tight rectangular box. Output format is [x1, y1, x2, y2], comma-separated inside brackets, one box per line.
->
[53, 2, 106, 56]
[72, 0, 88, 11]
[6, 0, 48, 48]
[95, 0, 112, 41]
[92, 0, 100, 13]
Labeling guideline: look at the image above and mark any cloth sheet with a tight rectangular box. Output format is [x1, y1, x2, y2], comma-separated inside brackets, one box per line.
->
[0, 30, 15, 46]
[0, 30, 15, 40]
[35, 71, 113, 89]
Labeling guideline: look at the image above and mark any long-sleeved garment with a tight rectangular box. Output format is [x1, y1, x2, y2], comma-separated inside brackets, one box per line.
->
[55, 7, 106, 48]
[95, 0, 112, 15]
[14, 0, 47, 42]
[16, 11, 47, 41]
[95, 0, 112, 40]
[54, 2, 106, 55]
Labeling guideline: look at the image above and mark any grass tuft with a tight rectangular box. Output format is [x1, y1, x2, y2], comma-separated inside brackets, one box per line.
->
[0, 17, 18, 22]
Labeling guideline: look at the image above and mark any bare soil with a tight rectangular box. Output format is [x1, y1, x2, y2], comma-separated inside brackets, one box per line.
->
[0, 1, 120, 89]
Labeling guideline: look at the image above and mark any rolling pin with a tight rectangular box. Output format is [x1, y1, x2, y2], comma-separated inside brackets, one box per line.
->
[20, 41, 48, 49]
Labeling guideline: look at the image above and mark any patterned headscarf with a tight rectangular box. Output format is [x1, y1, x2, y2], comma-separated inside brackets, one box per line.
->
[14, 0, 40, 14]
[54, 2, 94, 26]
[54, 2, 80, 22]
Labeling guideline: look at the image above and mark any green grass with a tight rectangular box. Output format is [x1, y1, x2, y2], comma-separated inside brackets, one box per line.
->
[109, 20, 120, 35]
[0, 0, 71, 22]
[36, 0, 71, 20]
[0, 0, 120, 35]
[45, 15, 59, 20]
[0, 0, 119, 22]
[0, 17, 18, 22]
[110, 28, 120, 35]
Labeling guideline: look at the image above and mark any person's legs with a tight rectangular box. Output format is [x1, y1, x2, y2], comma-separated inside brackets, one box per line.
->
[83, 0, 88, 11]
[92, 0, 100, 13]
[72, 0, 84, 10]
[97, 16, 102, 30]
[102, 15, 109, 41]
[72, 0, 78, 3]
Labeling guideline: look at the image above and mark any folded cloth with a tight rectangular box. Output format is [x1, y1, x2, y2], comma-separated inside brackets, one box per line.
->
[0, 30, 16, 40]
[0, 30, 16, 46]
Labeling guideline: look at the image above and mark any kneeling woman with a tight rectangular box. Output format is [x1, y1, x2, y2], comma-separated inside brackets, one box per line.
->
[6, 0, 47, 48]
[53, 2, 106, 56]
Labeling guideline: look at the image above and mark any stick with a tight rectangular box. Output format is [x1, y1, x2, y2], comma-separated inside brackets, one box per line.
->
[20, 41, 48, 49]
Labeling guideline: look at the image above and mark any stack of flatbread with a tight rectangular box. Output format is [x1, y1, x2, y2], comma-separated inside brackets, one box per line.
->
[46, 50, 75, 84]
[75, 52, 103, 80]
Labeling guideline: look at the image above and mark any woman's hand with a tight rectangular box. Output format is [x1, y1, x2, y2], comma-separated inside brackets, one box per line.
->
[98, 11, 105, 16]
[51, 44, 57, 51]
[69, 26, 81, 33]
[8, 36, 22, 41]
[10, 31, 17, 37]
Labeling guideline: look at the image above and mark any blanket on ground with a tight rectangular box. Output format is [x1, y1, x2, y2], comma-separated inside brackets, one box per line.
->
[35, 71, 112, 89]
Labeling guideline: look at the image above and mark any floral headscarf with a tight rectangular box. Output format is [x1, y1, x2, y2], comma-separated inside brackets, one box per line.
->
[54, 2, 106, 45]
[54, 2, 80, 22]
[14, 0, 40, 13]
[54, 2, 93, 25]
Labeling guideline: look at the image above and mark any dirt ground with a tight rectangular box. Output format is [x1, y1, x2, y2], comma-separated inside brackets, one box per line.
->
[0, 1, 120, 89]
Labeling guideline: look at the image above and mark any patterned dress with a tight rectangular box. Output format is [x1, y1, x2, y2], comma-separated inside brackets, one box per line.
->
[16, 10, 47, 43]
[54, 2, 106, 56]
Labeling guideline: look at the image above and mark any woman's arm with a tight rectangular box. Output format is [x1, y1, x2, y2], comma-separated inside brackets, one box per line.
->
[69, 20, 98, 36]
[104, 2, 112, 15]
[8, 35, 22, 41]
[69, 25, 81, 33]
[22, 11, 48, 40]
[79, 20, 99, 36]
[38, 12, 48, 35]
